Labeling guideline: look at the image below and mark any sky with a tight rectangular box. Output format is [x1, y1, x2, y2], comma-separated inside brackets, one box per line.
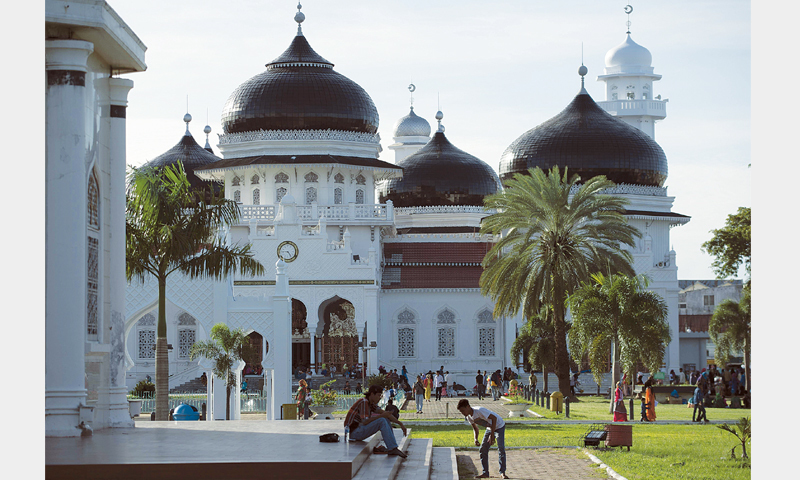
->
[107, 0, 752, 282]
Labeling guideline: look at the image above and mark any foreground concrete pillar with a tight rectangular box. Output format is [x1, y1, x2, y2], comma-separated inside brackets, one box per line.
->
[45, 39, 94, 437]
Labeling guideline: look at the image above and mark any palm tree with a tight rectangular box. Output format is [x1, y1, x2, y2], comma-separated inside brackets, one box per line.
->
[710, 285, 751, 392]
[190, 324, 257, 420]
[568, 273, 671, 390]
[480, 166, 638, 399]
[126, 162, 264, 420]
[510, 306, 556, 393]
[717, 416, 751, 460]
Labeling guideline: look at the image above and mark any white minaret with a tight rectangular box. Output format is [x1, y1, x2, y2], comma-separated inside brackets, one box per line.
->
[387, 84, 431, 163]
[596, 5, 667, 140]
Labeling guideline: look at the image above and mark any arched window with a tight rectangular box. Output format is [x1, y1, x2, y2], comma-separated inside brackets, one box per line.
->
[355, 174, 366, 185]
[232, 176, 241, 186]
[355, 189, 365, 204]
[334, 172, 345, 184]
[436, 308, 456, 357]
[252, 188, 260, 205]
[137, 313, 156, 359]
[334, 187, 343, 205]
[275, 172, 289, 184]
[276, 186, 287, 203]
[306, 186, 317, 204]
[251, 174, 260, 185]
[477, 309, 496, 357]
[178, 313, 197, 359]
[234, 190, 241, 203]
[304, 171, 318, 183]
[396, 309, 416, 358]
[87, 171, 100, 341]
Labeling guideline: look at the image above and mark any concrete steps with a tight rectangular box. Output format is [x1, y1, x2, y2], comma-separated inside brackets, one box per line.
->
[351, 429, 458, 480]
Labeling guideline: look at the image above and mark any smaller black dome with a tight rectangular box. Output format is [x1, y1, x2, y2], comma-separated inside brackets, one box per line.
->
[499, 92, 668, 187]
[378, 132, 501, 207]
[144, 133, 221, 190]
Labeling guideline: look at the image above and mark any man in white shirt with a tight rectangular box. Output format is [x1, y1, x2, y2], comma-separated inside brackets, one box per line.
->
[457, 399, 507, 479]
[434, 371, 444, 401]
[444, 371, 452, 398]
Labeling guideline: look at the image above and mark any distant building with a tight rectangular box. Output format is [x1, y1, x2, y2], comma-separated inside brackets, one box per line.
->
[678, 280, 745, 372]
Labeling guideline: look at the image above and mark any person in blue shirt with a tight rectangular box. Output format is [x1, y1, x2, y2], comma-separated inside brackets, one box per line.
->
[692, 384, 708, 423]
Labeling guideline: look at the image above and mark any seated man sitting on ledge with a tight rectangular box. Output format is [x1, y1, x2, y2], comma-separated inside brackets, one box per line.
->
[344, 385, 408, 458]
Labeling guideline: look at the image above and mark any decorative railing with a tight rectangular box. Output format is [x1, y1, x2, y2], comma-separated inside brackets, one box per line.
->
[569, 183, 667, 197]
[394, 205, 495, 215]
[239, 203, 392, 223]
[219, 128, 381, 145]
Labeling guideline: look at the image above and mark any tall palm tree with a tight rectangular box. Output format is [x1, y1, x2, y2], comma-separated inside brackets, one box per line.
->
[480, 166, 638, 399]
[710, 285, 751, 392]
[190, 323, 256, 420]
[510, 306, 556, 393]
[568, 273, 671, 390]
[126, 162, 264, 420]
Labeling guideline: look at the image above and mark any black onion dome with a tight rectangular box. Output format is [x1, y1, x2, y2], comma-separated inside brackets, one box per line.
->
[221, 35, 379, 134]
[144, 133, 222, 190]
[378, 132, 502, 207]
[499, 92, 667, 186]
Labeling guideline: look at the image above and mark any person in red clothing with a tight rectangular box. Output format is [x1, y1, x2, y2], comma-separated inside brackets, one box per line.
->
[344, 385, 407, 457]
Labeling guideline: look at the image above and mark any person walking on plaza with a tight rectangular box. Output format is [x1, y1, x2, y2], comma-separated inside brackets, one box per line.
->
[644, 377, 657, 421]
[457, 399, 508, 479]
[345, 385, 408, 458]
[612, 380, 627, 422]
[490, 370, 502, 400]
[445, 371, 452, 398]
[434, 371, 444, 401]
[476, 370, 485, 400]
[413, 375, 425, 414]
[424, 372, 432, 402]
[296, 379, 311, 420]
[692, 382, 708, 423]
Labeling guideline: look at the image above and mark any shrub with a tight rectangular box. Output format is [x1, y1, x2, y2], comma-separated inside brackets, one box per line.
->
[312, 379, 338, 406]
[130, 380, 155, 397]
[366, 373, 393, 390]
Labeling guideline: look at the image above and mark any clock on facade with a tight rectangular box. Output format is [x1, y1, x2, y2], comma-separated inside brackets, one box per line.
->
[277, 241, 299, 262]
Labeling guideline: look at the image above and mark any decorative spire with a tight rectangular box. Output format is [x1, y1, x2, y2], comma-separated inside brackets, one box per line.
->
[578, 64, 588, 94]
[624, 4, 633, 34]
[408, 83, 416, 107]
[435, 110, 444, 133]
[203, 124, 213, 151]
[295, 2, 305, 36]
[183, 112, 192, 136]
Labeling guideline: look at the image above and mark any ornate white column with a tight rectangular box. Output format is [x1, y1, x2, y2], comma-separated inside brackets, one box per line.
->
[364, 286, 379, 375]
[96, 78, 136, 428]
[271, 259, 292, 419]
[45, 39, 94, 437]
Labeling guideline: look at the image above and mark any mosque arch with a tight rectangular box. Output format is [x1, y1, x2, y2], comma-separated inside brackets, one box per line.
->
[315, 296, 359, 371]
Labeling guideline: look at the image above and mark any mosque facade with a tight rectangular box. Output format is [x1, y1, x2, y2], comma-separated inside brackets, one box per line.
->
[44, 0, 691, 435]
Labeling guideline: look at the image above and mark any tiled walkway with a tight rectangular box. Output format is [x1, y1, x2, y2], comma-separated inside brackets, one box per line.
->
[457, 448, 609, 480]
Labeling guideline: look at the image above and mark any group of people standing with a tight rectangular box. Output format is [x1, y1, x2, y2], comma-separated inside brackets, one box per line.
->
[411, 368, 453, 413]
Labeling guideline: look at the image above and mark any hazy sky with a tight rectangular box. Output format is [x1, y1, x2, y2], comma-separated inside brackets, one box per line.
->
[109, 0, 752, 280]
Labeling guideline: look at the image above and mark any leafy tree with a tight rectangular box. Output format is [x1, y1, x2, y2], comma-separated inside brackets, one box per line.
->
[481, 166, 638, 399]
[710, 285, 751, 392]
[189, 323, 257, 420]
[126, 162, 264, 420]
[568, 273, 671, 389]
[510, 306, 556, 393]
[701, 207, 751, 280]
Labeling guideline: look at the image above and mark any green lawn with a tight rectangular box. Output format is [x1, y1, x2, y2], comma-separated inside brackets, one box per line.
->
[409, 423, 751, 480]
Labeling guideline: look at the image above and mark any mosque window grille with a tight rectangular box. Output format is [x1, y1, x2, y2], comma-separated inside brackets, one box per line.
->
[334, 187, 343, 205]
[232, 176, 241, 186]
[398, 327, 415, 357]
[397, 309, 416, 324]
[438, 327, 455, 357]
[177, 314, 196, 359]
[86, 236, 99, 340]
[87, 173, 99, 230]
[304, 171, 319, 183]
[306, 186, 317, 204]
[276, 187, 287, 203]
[275, 172, 289, 183]
[355, 189, 365, 204]
[437, 309, 456, 324]
[137, 313, 156, 359]
[355, 174, 366, 185]
[334, 172, 345, 184]
[253, 188, 261, 205]
[478, 327, 495, 357]
[234, 190, 241, 203]
[251, 174, 260, 185]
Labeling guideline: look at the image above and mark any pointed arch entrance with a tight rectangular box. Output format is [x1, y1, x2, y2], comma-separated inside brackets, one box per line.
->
[291, 298, 311, 371]
[243, 331, 266, 392]
[315, 296, 359, 372]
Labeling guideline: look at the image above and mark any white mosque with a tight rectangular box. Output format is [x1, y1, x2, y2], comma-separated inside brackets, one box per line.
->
[45, 0, 690, 434]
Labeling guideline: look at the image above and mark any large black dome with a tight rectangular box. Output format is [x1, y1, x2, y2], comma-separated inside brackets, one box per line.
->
[378, 131, 502, 207]
[499, 91, 667, 186]
[221, 35, 379, 134]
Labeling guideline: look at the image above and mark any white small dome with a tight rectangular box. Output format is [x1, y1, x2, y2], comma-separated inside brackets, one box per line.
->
[605, 34, 652, 68]
[393, 106, 431, 138]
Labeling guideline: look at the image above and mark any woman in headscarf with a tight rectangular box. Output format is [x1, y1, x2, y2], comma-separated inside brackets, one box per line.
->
[424, 372, 432, 402]
[612, 374, 628, 422]
[644, 377, 657, 422]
